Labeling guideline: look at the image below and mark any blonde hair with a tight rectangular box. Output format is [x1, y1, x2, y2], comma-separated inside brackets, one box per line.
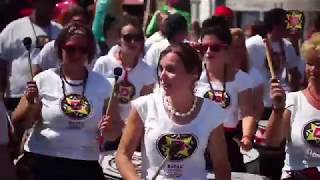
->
[301, 32, 320, 60]
[230, 28, 245, 41]
[229, 28, 249, 72]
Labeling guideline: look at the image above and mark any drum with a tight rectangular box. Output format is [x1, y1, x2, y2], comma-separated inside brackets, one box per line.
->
[241, 148, 260, 174]
[254, 120, 284, 155]
[99, 151, 142, 180]
[207, 172, 268, 180]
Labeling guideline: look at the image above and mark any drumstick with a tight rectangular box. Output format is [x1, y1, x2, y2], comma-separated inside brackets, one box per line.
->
[23, 37, 33, 78]
[263, 39, 276, 79]
[152, 142, 180, 180]
[99, 67, 123, 151]
[151, 153, 170, 180]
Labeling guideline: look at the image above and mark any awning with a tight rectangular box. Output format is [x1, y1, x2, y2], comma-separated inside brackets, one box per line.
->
[123, 0, 144, 5]
[226, 0, 320, 12]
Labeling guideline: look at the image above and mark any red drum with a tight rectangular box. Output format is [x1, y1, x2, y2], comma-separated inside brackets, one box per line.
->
[99, 151, 142, 180]
[254, 120, 284, 155]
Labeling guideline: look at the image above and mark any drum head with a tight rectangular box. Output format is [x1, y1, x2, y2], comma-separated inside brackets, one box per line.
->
[99, 151, 142, 179]
[242, 148, 259, 164]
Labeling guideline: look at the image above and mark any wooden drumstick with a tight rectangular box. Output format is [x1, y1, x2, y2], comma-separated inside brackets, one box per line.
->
[263, 39, 276, 79]
[99, 67, 123, 151]
[152, 142, 180, 180]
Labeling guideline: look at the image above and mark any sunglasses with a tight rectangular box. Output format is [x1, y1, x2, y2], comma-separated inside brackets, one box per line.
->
[122, 34, 144, 43]
[200, 43, 227, 54]
[63, 45, 88, 55]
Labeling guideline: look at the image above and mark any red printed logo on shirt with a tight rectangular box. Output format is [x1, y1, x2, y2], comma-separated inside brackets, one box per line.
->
[204, 90, 231, 108]
[115, 80, 136, 104]
[303, 120, 320, 148]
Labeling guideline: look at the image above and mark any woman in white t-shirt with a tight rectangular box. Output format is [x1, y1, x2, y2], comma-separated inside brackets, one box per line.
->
[266, 33, 320, 179]
[93, 16, 155, 149]
[116, 43, 231, 180]
[12, 23, 116, 180]
[194, 17, 256, 172]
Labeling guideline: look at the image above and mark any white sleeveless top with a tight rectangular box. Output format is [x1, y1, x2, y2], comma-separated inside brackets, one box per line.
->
[283, 91, 320, 171]
[132, 92, 225, 180]
[24, 69, 112, 160]
[195, 70, 253, 128]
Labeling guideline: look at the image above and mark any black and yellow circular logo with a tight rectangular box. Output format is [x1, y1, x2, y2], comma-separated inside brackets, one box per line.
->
[115, 80, 136, 104]
[204, 90, 231, 108]
[303, 120, 320, 148]
[157, 134, 198, 161]
[60, 94, 91, 119]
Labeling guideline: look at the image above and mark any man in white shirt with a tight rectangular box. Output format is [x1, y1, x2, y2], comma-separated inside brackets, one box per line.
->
[0, 0, 61, 111]
[246, 8, 302, 180]
[0, 1, 61, 172]
[144, 13, 188, 73]
[144, 12, 168, 51]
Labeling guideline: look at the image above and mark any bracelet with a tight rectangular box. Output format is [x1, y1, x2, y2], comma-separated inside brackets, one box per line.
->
[241, 135, 252, 141]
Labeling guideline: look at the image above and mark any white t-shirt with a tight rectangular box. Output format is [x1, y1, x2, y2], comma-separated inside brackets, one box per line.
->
[32, 40, 99, 71]
[246, 35, 300, 107]
[145, 32, 165, 52]
[93, 45, 156, 121]
[144, 39, 170, 73]
[248, 67, 264, 89]
[24, 68, 112, 160]
[195, 70, 253, 128]
[0, 101, 9, 144]
[283, 91, 320, 171]
[0, 17, 61, 98]
[132, 92, 225, 180]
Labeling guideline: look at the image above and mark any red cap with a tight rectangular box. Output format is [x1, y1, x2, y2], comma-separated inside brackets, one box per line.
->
[213, 5, 233, 18]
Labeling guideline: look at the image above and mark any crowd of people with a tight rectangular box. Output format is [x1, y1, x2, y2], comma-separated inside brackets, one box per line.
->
[0, 0, 320, 180]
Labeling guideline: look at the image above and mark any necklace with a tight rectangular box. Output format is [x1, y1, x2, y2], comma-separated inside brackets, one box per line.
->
[60, 68, 88, 97]
[204, 64, 231, 108]
[164, 96, 198, 117]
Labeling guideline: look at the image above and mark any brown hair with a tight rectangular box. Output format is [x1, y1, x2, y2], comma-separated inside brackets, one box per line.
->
[157, 43, 202, 82]
[54, 22, 96, 63]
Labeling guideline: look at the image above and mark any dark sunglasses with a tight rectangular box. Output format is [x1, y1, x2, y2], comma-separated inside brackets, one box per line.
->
[63, 45, 88, 55]
[200, 43, 226, 54]
[122, 34, 144, 42]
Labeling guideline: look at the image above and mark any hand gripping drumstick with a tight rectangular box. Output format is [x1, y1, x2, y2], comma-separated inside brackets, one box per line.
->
[23, 37, 33, 78]
[263, 39, 276, 79]
[99, 67, 123, 151]
[152, 142, 180, 180]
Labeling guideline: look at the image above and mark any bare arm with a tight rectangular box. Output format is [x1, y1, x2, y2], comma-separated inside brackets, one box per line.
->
[11, 81, 41, 126]
[11, 96, 42, 126]
[100, 97, 124, 141]
[140, 83, 154, 96]
[265, 80, 291, 146]
[239, 89, 256, 151]
[209, 124, 231, 180]
[116, 107, 144, 180]
[266, 110, 291, 146]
